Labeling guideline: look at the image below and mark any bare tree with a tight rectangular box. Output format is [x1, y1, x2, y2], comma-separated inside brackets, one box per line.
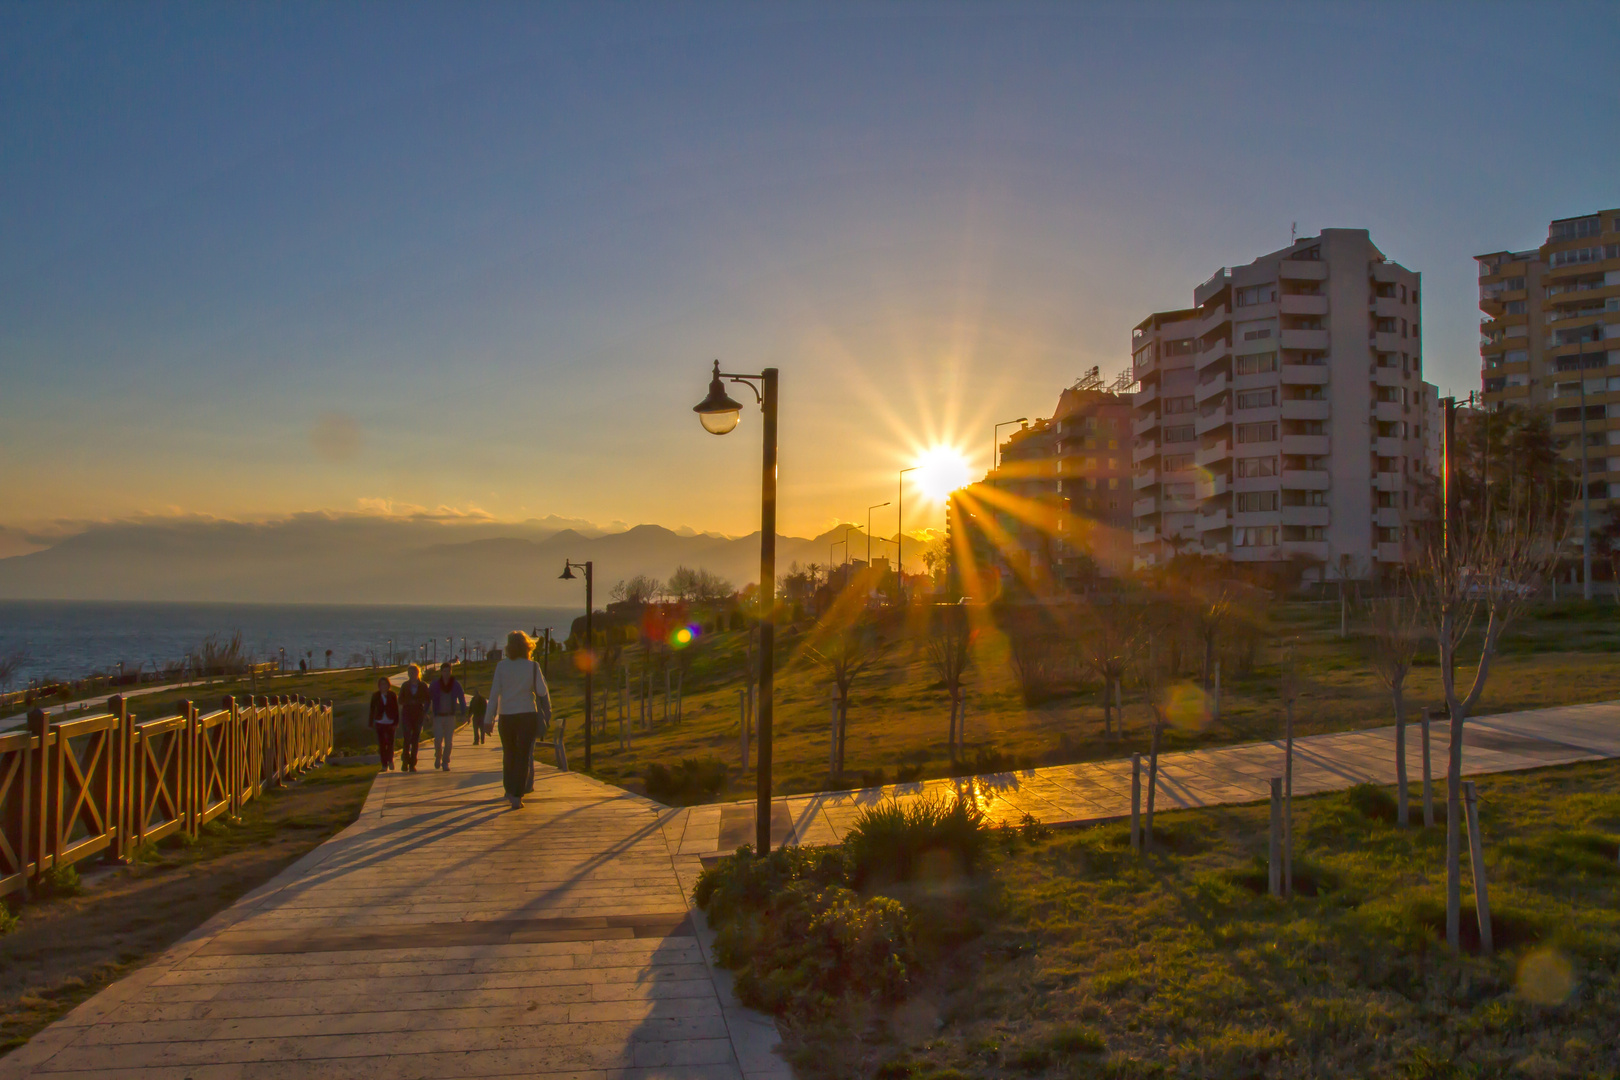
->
[804, 609, 893, 779]
[612, 575, 664, 606]
[923, 603, 974, 759]
[1412, 492, 1560, 950]
[1359, 591, 1423, 826]
[1075, 595, 1148, 740]
[0, 648, 26, 692]
[1277, 638, 1302, 896]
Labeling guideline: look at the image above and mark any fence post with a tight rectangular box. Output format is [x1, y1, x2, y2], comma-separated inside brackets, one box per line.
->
[1464, 780, 1493, 956]
[739, 689, 749, 768]
[108, 694, 130, 863]
[184, 701, 199, 838]
[1130, 753, 1142, 854]
[26, 708, 49, 891]
[1268, 777, 1283, 897]
[223, 696, 240, 820]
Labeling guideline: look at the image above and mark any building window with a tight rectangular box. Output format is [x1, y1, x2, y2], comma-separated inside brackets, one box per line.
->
[1163, 396, 1196, 415]
[1163, 424, 1196, 443]
[1284, 489, 1327, 506]
[1236, 491, 1279, 513]
[1234, 526, 1280, 547]
[1235, 283, 1278, 307]
[1235, 352, 1278, 375]
[1237, 388, 1277, 410]
[1243, 328, 1273, 341]
[1164, 338, 1196, 357]
[1376, 526, 1400, 543]
[1504, 300, 1526, 315]
[1107, 478, 1119, 490]
[1284, 525, 1326, 541]
[1236, 455, 1278, 478]
[1550, 216, 1602, 242]
[1237, 422, 1278, 444]
[1163, 453, 1195, 472]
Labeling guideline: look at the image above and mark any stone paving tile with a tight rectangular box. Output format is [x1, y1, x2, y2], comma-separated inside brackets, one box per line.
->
[2, 741, 790, 1080]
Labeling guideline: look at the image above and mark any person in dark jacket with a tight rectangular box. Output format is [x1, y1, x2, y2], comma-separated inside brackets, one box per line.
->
[398, 664, 432, 773]
[367, 676, 400, 771]
[429, 662, 465, 770]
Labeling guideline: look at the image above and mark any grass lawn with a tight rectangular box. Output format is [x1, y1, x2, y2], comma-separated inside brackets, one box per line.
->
[0, 763, 377, 1056]
[773, 759, 1620, 1079]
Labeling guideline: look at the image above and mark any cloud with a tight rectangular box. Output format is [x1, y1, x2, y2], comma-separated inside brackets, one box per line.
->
[310, 411, 362, 463]
[352, 498, 495, 522]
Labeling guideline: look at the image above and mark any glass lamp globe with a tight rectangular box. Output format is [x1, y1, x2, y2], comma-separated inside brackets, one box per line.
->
[693, 361, 745, 436]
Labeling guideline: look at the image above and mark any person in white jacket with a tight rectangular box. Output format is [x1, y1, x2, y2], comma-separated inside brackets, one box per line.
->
[484, 631, 552, 808]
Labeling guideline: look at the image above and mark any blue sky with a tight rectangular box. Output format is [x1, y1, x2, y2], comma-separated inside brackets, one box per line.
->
[2, 1, 1616, 547]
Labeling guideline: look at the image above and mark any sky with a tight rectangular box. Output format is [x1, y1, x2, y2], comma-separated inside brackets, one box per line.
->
[3, 0, 1617, 554]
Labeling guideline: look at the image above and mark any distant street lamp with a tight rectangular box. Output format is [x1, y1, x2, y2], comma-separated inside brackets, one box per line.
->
[898, 467, 918, 602]
[994, 417, 1028, 469]
[866, 502, 890, 568]
[692, 359, 780, 854]
[560, 560, 594, 769]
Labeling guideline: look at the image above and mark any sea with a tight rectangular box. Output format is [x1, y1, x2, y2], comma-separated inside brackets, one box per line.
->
[0, 601, 581, 687]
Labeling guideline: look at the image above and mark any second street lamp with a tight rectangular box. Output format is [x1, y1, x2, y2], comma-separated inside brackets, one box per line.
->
[560, 560, 594, 770]
[867, 501, 889, 569]
[693, 359, 779, 854]
[994, 417, 1028, 469]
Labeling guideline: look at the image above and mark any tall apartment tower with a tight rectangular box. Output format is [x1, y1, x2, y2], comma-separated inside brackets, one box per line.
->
[1478, 209, 1620, 516]
[1131, 229, 1436, 580]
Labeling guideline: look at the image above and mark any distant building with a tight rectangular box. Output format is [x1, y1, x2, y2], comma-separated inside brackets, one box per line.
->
[1478, 208, 1620, 532]
[946, 371, 1134, 599]
[1131, 229, 1437, 580]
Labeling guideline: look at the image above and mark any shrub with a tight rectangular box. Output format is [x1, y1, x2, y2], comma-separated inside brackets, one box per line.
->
[0, 901, 17, 936]
[40, 864, 82, 898]
[895, 763, 925, 784]
[643, 757, 728, 806]
[1346, 782, 1400, 824]
[844, 795, 992, 889]
[1046, 1023, 1105, 1055]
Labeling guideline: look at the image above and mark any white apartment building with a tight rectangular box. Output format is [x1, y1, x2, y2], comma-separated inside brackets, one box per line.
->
[1131, 229, 1438, 580]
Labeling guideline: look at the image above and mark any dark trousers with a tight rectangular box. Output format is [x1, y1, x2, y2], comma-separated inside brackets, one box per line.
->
[470, 718, 486, 745]
[400, 716, 424, 769]
[497, 713, 539, 799]
[374, 724, 395, 768]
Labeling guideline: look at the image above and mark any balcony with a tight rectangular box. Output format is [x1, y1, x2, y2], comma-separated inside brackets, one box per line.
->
[1282, 506, 1331, 528]
[1279, 260, 1328, 282]
[1133, 413, 1161, 437]
[1376, 541, 1406, 563]
[1133, 468, 1158, 490]
[1281, 363, 1330, 386]
[1196, 474, 1229, 500]
[1278, 328, 1328, 352]
[1371, 296, 1402, 320]
[1373, 365, 1407, 388]
[1370, 330, 1404, 352]
[1375, 435, 1405, 458]
[1194, 268, 1231, 307]
[1374, 472, 1405, 492]
[1282, 294, 1328, 317]
[1374, 400, 1405, 423]
[1133, 441, 1160, 465]
[1281, 469, 1330, 490]
[1198, 508, 1229, 532]
[1197, 339, 1231, 371]
[1195, 409, 1232, 437]
[1133, 496, 1158, 518]
[1195, 373, 1229, 403]
[1375, 507, 1402, 529]
[1194, 440, 1231, 469]
[1281, 399, 1330, 421]
[1370, 263, 1401, 284]
[1281, 434, 1330, 456]
[1133, 525, 1159, 544]
[1282, 539, 1331, 560]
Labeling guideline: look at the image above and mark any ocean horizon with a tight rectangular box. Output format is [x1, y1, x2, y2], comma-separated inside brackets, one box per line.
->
[0, 600, 582, 687]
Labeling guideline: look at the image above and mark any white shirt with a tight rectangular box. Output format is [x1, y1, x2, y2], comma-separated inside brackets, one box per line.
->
[483, 659, 552, 725]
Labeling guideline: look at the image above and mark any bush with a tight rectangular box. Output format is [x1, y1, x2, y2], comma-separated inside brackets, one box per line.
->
[694, 844, 852, 925]
[1346, 782, 1400, 824]
[844, 795, 993, 889]
[0, 900, 17, 936]
[40, 864, 82, 898]
[642, 757, 728, 806]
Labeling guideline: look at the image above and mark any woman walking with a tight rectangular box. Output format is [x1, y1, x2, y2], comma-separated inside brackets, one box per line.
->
[368, 676, 400, 771]
[483, 631, 552, 809]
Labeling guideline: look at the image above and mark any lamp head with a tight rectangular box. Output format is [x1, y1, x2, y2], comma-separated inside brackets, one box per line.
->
[559, 564, 576, 580]
[693, 360, 744, 435]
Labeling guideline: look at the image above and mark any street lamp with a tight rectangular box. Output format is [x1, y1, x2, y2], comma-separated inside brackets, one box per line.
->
[994, 417, 1028, 469]
[560, 560, 594, 770]
[898, 467, 918, 602]
[867, 502, 890, 568]
[692, 358, 779, 854]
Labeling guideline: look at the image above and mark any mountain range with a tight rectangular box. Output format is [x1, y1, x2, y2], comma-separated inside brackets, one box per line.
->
[0, 514, 937, 605]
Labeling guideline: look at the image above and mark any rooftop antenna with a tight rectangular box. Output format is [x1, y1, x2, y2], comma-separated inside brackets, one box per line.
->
[1291, 222, 1297, 244]
[1072, 365, 1103, 392]
[1108, 367, 1137, 395]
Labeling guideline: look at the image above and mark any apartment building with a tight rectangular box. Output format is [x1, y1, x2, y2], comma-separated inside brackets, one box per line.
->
[946, 374, 1133, 599]
[1131, 229, 1437, 579]
[1478, 208, 1620, 518]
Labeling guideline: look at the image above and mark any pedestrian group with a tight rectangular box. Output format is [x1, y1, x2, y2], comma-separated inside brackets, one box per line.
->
[367, 630, 551, 810]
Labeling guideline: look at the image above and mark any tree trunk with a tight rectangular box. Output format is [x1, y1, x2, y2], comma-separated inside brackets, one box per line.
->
[1393, 680, 1408, 827]
[1446, 702, 1465, 951]
[836, 696, 849, 778]
[1283, 697, 1294, 898]
[948, 688, 959, 760]
[1201, 631, 1215, 692]
[1144, 711, 1162, 854]
[1101, 677, 1113, 739]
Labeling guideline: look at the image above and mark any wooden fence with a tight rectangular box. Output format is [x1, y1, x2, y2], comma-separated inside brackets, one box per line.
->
[0, 694, 332, 899]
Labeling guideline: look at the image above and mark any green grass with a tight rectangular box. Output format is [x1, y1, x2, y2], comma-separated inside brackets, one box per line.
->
[793, 758, 1620, 1079]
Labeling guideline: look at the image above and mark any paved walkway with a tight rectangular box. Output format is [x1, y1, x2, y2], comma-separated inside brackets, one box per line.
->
[7, 699, 1620, 1078]
[1, 741, 789, 1080]
[667, 699, 1620, 856]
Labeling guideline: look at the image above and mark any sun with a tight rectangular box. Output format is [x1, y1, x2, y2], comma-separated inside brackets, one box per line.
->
[912, 446, 974, 502]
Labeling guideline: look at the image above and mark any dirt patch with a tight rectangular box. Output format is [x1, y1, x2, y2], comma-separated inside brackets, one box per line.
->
[0, 763, 376, 1055]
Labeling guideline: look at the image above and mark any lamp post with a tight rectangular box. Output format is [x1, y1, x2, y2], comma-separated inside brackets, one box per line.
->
[994, 417, 1028, 470]
[560, 560, 594, 770]
[387, 638, 393, 666]
[898, 467, 918, 603]
[866, 501, 890, 569]
[692, 359, 779, 854]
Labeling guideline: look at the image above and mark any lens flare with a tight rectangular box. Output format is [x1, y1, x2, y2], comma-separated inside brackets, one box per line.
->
[670, 625, 698, 649]
[1163, 682, 1212, 731]
[913, 446, 974, 502]
[1516, 948, 1575, 1005]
